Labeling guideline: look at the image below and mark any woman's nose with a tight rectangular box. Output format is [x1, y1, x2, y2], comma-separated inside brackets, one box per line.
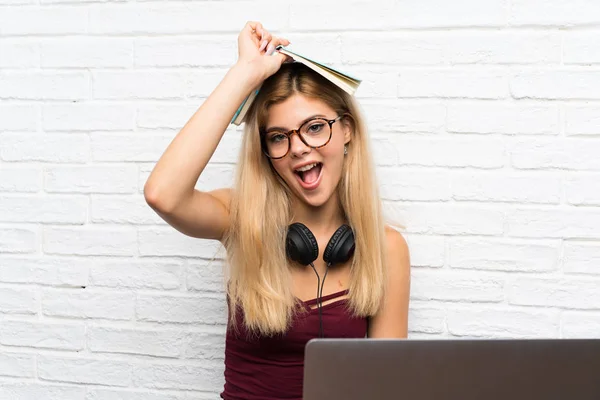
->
[289, 132, 310, 157]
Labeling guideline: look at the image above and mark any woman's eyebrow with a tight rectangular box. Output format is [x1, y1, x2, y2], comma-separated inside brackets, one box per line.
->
[265, 114, 327, 132]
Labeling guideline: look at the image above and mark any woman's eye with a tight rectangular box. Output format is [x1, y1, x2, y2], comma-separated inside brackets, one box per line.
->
[307, 123, 324, 133]
[269, 133, 286, 143]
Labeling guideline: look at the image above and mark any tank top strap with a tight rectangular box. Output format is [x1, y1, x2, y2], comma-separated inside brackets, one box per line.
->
[303, 289, 350, 307]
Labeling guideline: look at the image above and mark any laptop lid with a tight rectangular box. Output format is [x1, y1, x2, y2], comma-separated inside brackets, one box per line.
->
[303, 338, 600, 400]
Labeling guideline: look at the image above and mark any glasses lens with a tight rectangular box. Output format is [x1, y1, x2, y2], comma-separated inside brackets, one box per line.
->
[300, 119, 331, 147]
[265, 132, 289, 158]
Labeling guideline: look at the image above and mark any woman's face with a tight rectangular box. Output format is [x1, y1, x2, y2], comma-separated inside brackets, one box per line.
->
[264, 94, 351, 208]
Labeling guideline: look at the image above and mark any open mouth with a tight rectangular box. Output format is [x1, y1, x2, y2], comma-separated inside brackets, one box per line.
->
[294, 162, 323, 186]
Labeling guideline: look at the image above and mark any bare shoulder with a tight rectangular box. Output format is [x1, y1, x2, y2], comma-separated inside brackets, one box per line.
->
[384, 225, 410, 265]
[210, 187, 233, 210]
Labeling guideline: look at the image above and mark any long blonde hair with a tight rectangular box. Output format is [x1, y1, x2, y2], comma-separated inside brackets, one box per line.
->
[222, 63, 388, 336]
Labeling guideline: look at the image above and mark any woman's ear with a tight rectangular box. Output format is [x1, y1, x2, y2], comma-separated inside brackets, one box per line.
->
[342, 115, 354, 144]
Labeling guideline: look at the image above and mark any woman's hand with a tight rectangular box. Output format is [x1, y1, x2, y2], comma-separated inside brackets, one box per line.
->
[235, 21, 292, 82]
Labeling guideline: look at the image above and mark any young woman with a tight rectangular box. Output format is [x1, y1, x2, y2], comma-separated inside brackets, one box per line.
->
[144, 21, 411, 400]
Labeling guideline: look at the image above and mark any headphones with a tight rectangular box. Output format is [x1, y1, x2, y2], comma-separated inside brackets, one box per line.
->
[286, 222, 356, 338]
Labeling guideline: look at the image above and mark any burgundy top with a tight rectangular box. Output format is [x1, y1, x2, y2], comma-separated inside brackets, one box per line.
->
[221, 289, 368, 399]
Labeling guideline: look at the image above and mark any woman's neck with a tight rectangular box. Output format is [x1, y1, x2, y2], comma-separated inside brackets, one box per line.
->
[291, 193, 347, 237]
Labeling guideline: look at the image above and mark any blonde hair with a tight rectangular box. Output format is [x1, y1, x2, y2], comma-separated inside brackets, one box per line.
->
[222, 63, 388, 336]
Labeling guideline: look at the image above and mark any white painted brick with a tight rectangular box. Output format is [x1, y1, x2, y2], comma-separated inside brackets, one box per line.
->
[45, 165, 138, 194]
[194, 164, 235, 192]
[447, 102, 559, 135]
[0, 6, 87, 35]
[562, 311, 600, 338]
[370, 136, 400, 167]
[91, 133, 174, 162]
[38, 355, 131, 386]
[183, 327, 226, 360]
[0, 40, 38, 68]
[0, 167, 41, 192]
[0, 256, 88, 287]
[351, 68, 398, 99]
[563, 241, 600, 275]
[510, 138, 600, 170]
[449, 237, 560, 272]
[508, 277, 600, 309]
[0, 286, 37, 315]
[411, 270, 504, 302]
[0, 320, 85, 350]
[136, 103, 200, 130]
[186, 69, 232, 99]
[186, 260, 226, 293]
[132, 361, 223, 390]
[0, 228, 37, 254]
[42, 288, 135, 320]
[565, 105, 600, 135]
[0, 104, 38, 131]
[0, 195, 87, 224]
[564, 32, 600, 64]
[377, 167, 451, 201]
[447, 307, 560, 338]
[0, 383, 85, 400]
[91, 194, 165, 225]
[0, 352, 35, 378]
[138, 228, 222, 258]
[398, 68, 508, 99]
[292, 0, 507, 29]
[41, 37, 133, 68]
[1, 133, 89, 163]
[401, 235, 445, 268]
[506, 208, 600, 239]
[89, 326, 184, 358]
[90, 259, 183, 290]
[43, 103, 135, 132]
[450, 171, 561, 204]
[0, 72, 89, 100]
[511, 0, 600, 26]
[93, 71, 188, 100]
[342, 32, 560, 65]
[408, 306, 446, 334]
[87, 388, 187, 400]
[393, 135, 505, 168]
[44, 226, 137, 257]
[136, 293, 226, 324]
[135, 36, 236, 68]
[276, 34, 342, 66]
[195, 130, 242, 164]
[566, 173, 600, 205]
[384, 202, 505, 235]
[511, 70, 600, 100]
[361, 101, 446, 133]
[89, 3, 285, 34]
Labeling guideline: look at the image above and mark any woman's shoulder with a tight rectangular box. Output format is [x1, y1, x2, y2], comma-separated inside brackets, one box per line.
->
[384, 224, 410, 265]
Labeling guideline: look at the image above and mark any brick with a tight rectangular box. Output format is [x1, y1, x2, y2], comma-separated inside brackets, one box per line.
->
[0, 383, 85, 400]
[42, 288, 135, 320]
[377, 167, 451, 201]
[0, 228, 37, 254]
[411, 270, 504, 302]
[408, 306, 446, 334]
[511, 70, 600, 100]
[45, 165, 138, 194]
[138, 228, 223, 258]
[370, 136, 400, 167]
[0, 6, 87, 35]
[132, 361, 223, 390]
[400, 235, 445, 268]
[398, 68, 508, 99]
[91, 194, 165, 225]
[565, 105, 600, 135]
[511, 0, 600, 26]
[0, 195, 87, 224]
[0, 320, 85, 350]
[89, 326, 184, 358]
[510, 138, 600, 170]
[566, 173, 600, 205]
[135, 36, 236, 67]
[447, 307, 560, 337]
[0, 72, 89, 100]
[0, 352, 35, 378]
[186, 259, 227, 293]
[183, 327, 226, 360]
[90, 259, 183, 290]
[0, 104, 38, 131]
[86, 388, 188, 400]
[506, 208, 600, 239]
[361, 101, 445, 133]
[449, 237, 560, 272]
[93, 71, 188, 100]
[0, 40, 38, 68]
[0, 257, 88, 287]
[508, 277, 600, 309]
[136, 293, 226, 324]
[1, 133, 89, 163]
[351, 68, 398, 99]
[564, 32, 600, 64]
[447, 102, 559, 135]
[136, 103, 200, 130]
[44, 226, 137, 257]
[187, 69, 232, 99]
[38, 356, 131, 386]
[0, 286, 37, 315]
[563, 241, 600, 275]
[43, 103, 135, 132]
[450, 171, 561, 203]
[91, 133, 174, 162]
[41, 37, 133, 68]
[0, 167, 41, 192]
[562, 311, 600, 338]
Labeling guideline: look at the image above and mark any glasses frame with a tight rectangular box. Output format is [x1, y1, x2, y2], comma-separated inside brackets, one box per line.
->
[260, 114, 346, 160]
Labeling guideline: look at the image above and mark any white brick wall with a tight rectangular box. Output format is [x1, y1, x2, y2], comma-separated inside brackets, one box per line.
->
[1, 0, 600, 397]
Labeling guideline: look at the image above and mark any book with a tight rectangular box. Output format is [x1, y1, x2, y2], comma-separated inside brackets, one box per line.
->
[230, 45, 362, 126]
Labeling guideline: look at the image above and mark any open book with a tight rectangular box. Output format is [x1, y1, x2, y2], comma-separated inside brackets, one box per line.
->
[230, 45, 362, 126]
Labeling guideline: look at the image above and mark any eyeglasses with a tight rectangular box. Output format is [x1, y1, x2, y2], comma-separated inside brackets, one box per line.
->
[260, 115, 344, 159]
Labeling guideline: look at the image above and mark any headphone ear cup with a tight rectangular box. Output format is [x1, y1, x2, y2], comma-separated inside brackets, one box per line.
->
[323, 224, 355, 266]
[286, 222, 319, 266]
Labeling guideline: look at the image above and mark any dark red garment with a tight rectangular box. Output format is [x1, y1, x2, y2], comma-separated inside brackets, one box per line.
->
[221, 289, 368, 400]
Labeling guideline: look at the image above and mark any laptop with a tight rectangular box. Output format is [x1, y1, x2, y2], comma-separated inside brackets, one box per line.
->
[303, 338, 600, 400]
